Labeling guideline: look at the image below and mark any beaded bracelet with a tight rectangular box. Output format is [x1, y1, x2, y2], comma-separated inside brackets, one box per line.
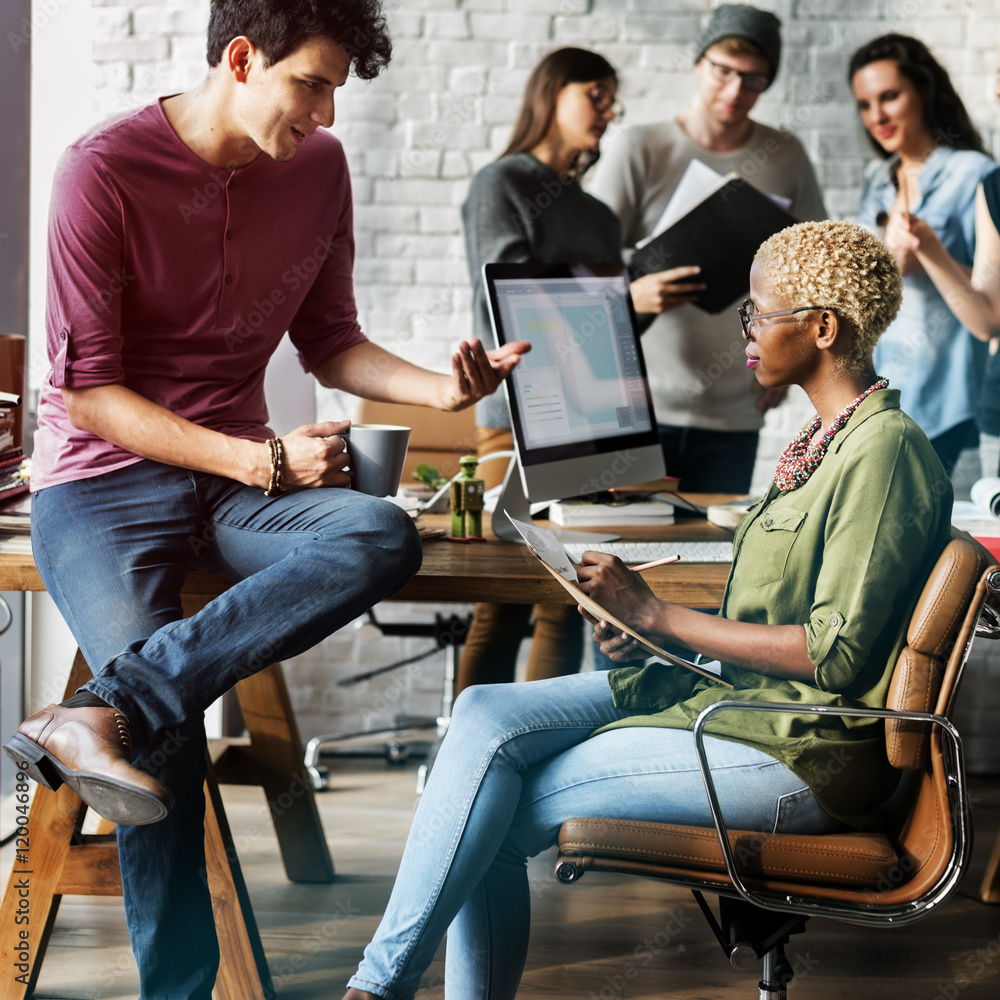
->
[264, 437, 284, 496]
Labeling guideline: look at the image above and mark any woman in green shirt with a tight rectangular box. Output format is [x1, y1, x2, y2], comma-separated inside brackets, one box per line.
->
[343, 221, 952, 1000]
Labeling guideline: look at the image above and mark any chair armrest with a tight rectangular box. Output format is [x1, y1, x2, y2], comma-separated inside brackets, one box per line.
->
[975, 568, 1000, 638]
[690, 700, 965, 912]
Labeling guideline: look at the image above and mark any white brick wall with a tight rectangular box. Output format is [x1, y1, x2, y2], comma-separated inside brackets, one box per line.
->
[78, 0, 1000, 752]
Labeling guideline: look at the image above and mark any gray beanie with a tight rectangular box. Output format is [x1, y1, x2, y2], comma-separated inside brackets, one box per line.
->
[695, 4, 782, 86]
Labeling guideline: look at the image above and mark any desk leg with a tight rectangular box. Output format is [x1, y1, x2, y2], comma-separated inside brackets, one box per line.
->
[204, 764, 275, 1000]
[0, 786, 88, 1000]
[232, 664, 335, 884]
[980, 829, 1000, 903]
[0, 650, 94, 998]
[0, 649, 276, 998]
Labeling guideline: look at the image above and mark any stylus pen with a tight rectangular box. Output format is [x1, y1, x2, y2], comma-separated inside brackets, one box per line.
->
[630, 554, 681, 572]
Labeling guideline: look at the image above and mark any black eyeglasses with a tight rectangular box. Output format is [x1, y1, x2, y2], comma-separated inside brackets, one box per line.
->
[702, 56, 770, 94]
[586, 86, 624, 119]
[738, 299, 827, 340]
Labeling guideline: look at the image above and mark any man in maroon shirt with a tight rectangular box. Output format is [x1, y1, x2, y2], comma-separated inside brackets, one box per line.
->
[3, 2, 526, 996]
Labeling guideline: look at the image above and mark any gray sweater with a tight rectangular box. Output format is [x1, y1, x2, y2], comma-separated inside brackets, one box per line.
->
[461, 152, 622, 428]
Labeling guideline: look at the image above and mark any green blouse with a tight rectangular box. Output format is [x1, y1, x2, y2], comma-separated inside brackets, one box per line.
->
[600, 390, 953, 829]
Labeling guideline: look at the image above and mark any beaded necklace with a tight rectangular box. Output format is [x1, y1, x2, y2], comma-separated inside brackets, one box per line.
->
[773, 378, 889, 492]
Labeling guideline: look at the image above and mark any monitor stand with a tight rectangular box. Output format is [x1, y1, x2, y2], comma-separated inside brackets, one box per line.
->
[491, 455, 619, 545]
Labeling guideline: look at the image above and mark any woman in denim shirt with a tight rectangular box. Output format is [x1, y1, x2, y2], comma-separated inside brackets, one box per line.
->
[851, 34, 996, 476]
[870, 55, 1000, 469]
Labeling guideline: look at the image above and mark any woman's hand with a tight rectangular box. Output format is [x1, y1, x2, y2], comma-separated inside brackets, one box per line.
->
[436, 339, 531, 412]
[883, 213, 924, 273]
[884, 186, 925, 275]
[584, 614, 649, 663]
[575, 551, 663, 640]
[629, 267, 705, 314]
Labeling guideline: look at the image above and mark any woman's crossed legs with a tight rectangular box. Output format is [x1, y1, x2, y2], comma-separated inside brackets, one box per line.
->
[346, 672, 835, 1000]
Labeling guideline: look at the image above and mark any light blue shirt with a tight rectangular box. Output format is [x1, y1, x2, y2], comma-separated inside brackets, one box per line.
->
[857, 146, 996, 440]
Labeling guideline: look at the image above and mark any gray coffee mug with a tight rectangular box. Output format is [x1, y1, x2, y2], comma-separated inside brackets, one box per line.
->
[345, 423, 411, 497]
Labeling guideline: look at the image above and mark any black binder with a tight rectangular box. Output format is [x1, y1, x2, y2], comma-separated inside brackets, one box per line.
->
[629, 175, 797, 315]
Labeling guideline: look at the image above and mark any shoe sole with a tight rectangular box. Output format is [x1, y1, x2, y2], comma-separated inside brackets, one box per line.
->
[3, 733, 173, 826]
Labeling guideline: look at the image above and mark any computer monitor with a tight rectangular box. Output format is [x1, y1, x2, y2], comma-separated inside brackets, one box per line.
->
[483, 261, 666, 541]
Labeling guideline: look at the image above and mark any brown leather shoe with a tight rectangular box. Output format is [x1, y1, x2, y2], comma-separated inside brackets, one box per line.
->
[3, 704, 174, 825]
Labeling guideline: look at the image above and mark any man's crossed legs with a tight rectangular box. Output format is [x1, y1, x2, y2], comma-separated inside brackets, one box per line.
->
[5, 460, 422, 999]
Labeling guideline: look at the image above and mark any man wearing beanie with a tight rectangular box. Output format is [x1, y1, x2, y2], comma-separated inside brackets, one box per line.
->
[589, 3, 825, 493]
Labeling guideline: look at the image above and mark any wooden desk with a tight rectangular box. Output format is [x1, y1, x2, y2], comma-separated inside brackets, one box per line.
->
[0, 513, 734, 607]
[396, 511, 733, 608]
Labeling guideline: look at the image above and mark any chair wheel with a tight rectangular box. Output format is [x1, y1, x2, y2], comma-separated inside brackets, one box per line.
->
[729, 942, 758, 972]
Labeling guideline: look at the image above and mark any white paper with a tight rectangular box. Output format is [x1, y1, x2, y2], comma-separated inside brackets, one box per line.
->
[636, 160, 727, 248]
[636, 161, 792, 249]
[503, 511, 578, 582]
[690, 658, 722, 676]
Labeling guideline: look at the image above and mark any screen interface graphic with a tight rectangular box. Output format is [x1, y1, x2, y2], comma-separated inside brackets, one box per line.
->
[493, 275, 653, 451]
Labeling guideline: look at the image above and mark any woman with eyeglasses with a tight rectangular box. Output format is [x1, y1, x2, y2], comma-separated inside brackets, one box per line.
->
[343, 222, 952, 1000]
[455, 47, 705, 696]
[851, 33, 996, 477]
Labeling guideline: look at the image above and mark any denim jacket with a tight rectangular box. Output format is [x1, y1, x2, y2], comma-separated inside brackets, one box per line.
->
[857, 146, 996, 440]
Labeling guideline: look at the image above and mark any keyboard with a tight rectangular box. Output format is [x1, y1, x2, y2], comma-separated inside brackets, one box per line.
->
[562, 540, 733, 564]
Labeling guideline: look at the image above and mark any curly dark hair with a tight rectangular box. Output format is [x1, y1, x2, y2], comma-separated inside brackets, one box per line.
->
[848, 34, 985, 158]
[207, 0, 391, 80]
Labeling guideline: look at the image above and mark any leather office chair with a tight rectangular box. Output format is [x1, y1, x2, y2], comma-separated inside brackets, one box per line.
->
[554, 531, 1000, 999]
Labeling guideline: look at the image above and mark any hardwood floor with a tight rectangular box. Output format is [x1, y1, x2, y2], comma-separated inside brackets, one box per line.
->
[5, 758, 1000, 999]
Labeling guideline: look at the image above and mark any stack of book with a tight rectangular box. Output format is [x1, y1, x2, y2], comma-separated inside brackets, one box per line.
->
[548, 496, 675, 527]
[0, 391, 30, 535]
[1, 335, 30, 546]
[0, 490, 30, 537]
[1, 389, 28, 505]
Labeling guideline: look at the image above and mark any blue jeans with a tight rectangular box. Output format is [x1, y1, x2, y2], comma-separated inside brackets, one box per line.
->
[348, 672, 839, 1000]
[30, 460, 423, 1000]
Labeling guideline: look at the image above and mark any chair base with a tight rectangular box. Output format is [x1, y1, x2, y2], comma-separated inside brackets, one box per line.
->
[694, 892, 806, 993]
[303, 610, 470, 791]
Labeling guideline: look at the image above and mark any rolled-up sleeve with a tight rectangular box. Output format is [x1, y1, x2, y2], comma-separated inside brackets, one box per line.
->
[46, 146, 127, 390]
[808, 432, 949, 692]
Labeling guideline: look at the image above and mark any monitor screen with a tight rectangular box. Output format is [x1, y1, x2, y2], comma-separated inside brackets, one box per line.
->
[484, 262, 666, 539]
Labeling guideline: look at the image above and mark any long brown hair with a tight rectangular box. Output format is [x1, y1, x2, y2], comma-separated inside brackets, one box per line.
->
[848, 34, 986, 159]
[502, 47, 617, 160]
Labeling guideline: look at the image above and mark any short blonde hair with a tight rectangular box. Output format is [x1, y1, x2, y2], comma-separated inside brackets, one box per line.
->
[754, 221, 902, 375]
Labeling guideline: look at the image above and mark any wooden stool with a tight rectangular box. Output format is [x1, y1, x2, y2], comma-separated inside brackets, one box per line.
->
[0, 562, 335, 1000]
